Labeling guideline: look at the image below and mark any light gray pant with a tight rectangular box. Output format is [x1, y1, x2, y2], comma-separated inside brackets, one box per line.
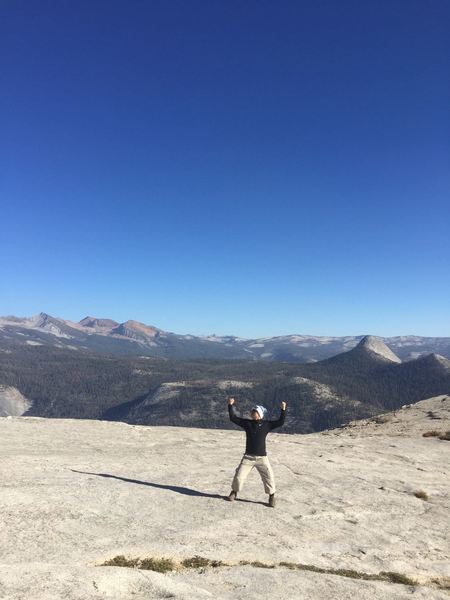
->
[231, 454, 276, 495]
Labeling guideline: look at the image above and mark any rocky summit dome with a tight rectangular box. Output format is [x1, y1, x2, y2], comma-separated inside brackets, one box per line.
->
[356, 335, 402, 363]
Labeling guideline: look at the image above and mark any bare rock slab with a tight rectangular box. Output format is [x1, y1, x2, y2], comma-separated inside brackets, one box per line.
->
[1, 396, 449, 599]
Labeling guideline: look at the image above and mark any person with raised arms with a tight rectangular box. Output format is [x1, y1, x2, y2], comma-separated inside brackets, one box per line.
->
[226, 397, 287, 507]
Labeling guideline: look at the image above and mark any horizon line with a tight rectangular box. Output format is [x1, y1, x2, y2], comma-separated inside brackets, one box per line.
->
[1, 311, 448, 340]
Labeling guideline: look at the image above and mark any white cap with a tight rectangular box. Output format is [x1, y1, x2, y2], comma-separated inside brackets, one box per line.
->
[251, 405, 267, 419]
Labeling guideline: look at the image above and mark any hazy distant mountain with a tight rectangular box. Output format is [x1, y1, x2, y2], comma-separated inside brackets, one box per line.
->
[79, 316, 119, 330]
[353, 335, 402, 362]
[111, 320, 161, 342]
[314, 335, 402, 371]
[298, 336, 450, 415]
[0, 312, 449, 362]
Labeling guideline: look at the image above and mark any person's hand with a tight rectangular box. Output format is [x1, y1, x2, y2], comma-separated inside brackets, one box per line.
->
[228, 397, 235, 405]
[281, 401, 287, 410]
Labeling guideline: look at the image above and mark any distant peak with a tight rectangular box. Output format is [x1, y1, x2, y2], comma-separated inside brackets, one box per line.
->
[357, 335, 401, 363]
[121, 320, 159, 330]
[434, 353, 450, 362]
[31, 312, 53, 326]
[421, 353, 450, 368]
[79, 316, 119, 329]
[79, 315, 95, 322]
[112, 320, 161, 339]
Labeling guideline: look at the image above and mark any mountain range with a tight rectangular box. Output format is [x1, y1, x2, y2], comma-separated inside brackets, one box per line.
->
[1, 312, 449, 362]
[1, 328, 449, 433]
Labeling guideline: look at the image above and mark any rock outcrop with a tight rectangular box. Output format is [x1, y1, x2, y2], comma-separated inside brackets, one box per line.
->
[355, 335, 402, 363]
[1, 396, 449, 599]
[0, 385, 31, 417]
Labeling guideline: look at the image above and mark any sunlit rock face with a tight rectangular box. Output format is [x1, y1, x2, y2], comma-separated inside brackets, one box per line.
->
[0, 385, 32, 417]
[0, 395, 449, 599]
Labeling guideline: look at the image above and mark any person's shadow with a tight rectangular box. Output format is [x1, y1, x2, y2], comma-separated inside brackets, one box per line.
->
[70, 470, 267, 505]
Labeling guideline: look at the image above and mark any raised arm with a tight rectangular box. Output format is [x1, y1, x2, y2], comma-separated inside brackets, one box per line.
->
[269, 402, 287, 430]
[228, 397, 245, 428]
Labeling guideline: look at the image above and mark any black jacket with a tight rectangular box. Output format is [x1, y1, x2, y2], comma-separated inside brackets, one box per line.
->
[228, 404, 286, 456]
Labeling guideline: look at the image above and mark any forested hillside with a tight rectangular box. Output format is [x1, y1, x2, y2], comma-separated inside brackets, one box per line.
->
[0, 337, 448, 433]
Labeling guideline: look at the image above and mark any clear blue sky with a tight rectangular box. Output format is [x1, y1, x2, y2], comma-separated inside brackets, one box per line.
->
[1, 1, 449, 338]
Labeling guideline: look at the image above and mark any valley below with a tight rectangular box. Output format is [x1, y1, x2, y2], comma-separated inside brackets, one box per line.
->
[1, 335, 449, 435]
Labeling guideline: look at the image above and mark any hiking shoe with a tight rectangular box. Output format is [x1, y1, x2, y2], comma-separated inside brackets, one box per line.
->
[268, 493, 276, 507]
[226, 490, 237, 502]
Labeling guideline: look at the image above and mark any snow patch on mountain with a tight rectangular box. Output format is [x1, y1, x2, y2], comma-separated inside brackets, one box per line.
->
[199, 336, 226, 343]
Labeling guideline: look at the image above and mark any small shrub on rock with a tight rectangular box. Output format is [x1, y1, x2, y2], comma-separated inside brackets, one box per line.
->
[413, 490, 429, 501]
[182, 556, 224, 569]
[139, 557, 176, 572]
[102, 555, 139, 568]
[422, 430, 441, 437]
